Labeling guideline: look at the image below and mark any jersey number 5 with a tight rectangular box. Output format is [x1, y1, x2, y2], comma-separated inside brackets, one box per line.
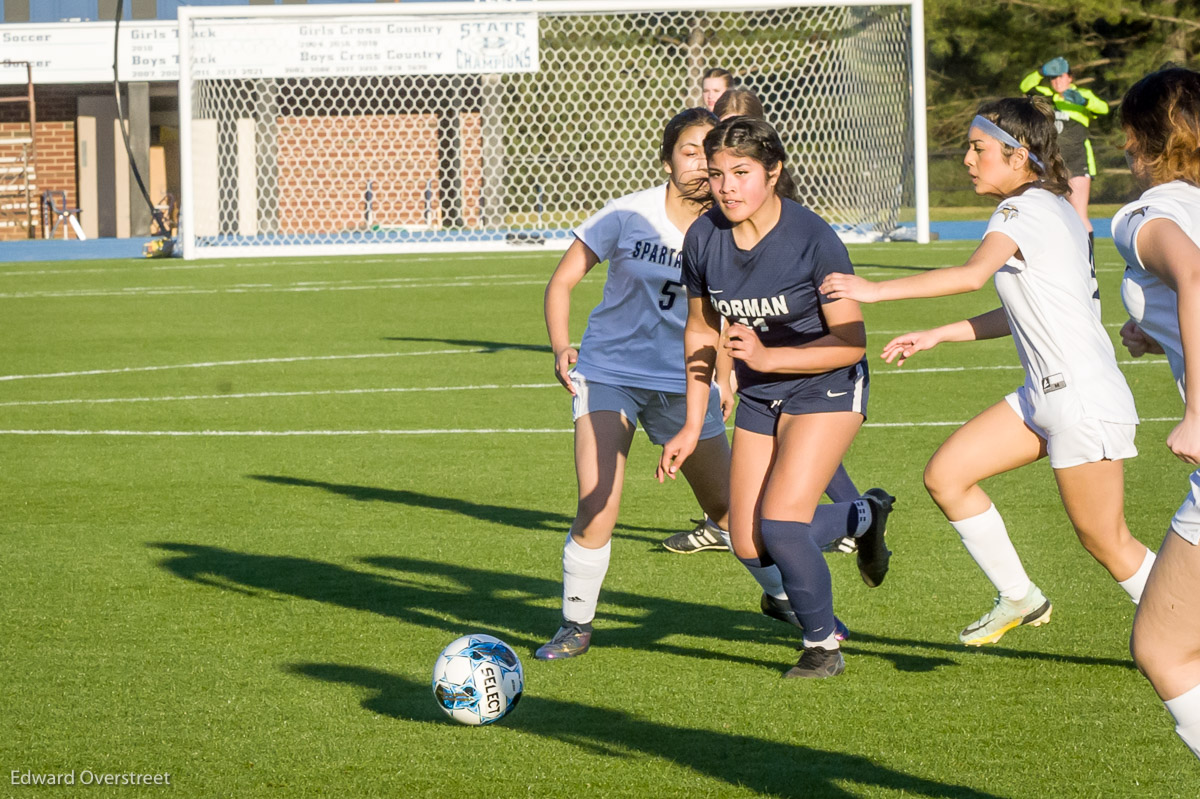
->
[659, 280, 685, 310]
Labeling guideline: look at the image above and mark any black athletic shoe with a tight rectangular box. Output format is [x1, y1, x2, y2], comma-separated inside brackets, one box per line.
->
[783, 646, 846, 679]
[864, 487, 896, 514]
[760, 593, 850, 641]
[856, 490, 894, 588]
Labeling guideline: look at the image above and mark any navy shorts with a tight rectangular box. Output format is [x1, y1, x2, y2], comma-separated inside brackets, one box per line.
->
[734, 361, 868, 436]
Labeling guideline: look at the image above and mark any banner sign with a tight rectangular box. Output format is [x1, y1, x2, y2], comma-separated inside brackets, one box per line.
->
[0, 21, 178, 84]
[189, 15, 539, 80]
[0, 15, 538, 85]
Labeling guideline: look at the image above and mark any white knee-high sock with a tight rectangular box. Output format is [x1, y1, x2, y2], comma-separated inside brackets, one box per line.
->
[1164, 682, 1200, 760]
[950, 504, 1032, 601]
[714, 525, 786, 599]
[1117, 548, 1156, 603]
[562, 533, 610, 625]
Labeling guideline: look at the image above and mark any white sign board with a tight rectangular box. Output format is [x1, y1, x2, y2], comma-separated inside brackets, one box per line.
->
[0, 15, 538, 85]
[188, 15, 538, 80]
[0, 21, 179, 84]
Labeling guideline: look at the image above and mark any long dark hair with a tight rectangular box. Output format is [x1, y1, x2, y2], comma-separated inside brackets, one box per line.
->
[703, 116, 799, 202]
[660, 107, 719, 163]
[974, 97, 1070, 196]
[1120, 66, 1200, 187]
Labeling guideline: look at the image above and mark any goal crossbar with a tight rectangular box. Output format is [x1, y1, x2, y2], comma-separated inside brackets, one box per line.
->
[178, 0, 929, 259]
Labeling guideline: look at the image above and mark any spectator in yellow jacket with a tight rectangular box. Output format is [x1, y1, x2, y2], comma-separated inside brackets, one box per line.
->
[1021, 56, 1109, 241]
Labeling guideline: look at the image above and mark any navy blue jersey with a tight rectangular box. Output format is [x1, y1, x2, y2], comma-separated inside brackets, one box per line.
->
[681, 198, 858, 400]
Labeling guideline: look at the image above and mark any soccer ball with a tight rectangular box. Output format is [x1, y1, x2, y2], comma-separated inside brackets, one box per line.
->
[431, 634, 524, 726]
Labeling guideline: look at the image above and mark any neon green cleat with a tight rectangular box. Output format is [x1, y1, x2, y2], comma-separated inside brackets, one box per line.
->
[959, 585, 1052, 646]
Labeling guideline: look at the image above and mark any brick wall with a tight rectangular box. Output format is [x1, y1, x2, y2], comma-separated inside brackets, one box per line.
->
[0, 120, 77, 240]
[274, 113, 482, 235]
[0, 90, 78, 240]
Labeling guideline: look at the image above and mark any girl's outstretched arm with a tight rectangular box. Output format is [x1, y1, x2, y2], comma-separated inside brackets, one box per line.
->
[881, 307, 1010, 366]
[820, 232, 1019, 304]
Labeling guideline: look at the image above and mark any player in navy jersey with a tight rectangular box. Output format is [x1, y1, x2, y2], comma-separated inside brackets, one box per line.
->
[822, 97, 1154, 648]
[701, 88, 885, 557]
[1113, 67, 1200, 760]
[658, 117, 893, 679]
[538, 109, 854, 660]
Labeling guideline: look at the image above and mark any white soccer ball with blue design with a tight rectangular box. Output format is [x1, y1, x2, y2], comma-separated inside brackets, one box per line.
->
[431, 634, 524, 726]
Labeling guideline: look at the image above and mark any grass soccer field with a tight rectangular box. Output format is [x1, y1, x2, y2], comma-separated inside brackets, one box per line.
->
[2, 242, 1198, 798]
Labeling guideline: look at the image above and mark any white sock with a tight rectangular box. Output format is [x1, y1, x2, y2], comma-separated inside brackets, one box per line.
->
[715, 525, 786, 599]
[1117, 548, 1156, 603]
[562, 533, 610, 625]
[950, 504, 1032, 601]
[803, 632, 840, 650]
[1164, 682, 1200, 760]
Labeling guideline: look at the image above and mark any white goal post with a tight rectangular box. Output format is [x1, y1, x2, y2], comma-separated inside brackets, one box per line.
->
[178, 0, 929, 259]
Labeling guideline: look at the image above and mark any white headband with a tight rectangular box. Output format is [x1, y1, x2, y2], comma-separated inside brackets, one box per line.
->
[970, 115, 1044, 170]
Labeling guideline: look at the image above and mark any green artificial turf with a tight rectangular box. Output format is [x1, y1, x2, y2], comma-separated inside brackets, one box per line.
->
[1, 242, 1196, 797]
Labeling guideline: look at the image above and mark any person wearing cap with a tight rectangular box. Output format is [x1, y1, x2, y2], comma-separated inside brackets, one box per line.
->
[1020, 56, 1110, 240]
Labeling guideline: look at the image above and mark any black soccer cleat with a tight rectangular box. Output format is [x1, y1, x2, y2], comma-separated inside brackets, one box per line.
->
[856, 489, 895, 587]
[783, 646, 846, 679]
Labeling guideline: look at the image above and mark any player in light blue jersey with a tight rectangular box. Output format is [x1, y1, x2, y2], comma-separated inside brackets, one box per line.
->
[822, 97, 1153, 649]
[1113, 66, 1200, 761]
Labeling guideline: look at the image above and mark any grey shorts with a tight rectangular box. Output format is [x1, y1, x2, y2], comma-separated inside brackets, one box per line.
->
[570, 373, 726, 445]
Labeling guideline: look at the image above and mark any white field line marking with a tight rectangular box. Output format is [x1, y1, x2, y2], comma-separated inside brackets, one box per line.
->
[0, 252, 547, 278]
[0, 352, 1165, 388]
[0, 417, 1185, 437]
[0, 348, 497, 382]
[0, 275, 547, 300]
[0, 383, 559, 407]
[868, 321, 1133, 336]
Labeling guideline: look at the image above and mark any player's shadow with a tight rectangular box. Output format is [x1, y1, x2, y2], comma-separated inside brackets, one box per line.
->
[287, 662, 1003, 799]
[150, 543, 1133, 675]
[150, 542, 811, 673]
[845, 630, 1136, 672]
[382, 335, 551, 354]
[247, 474, 671, 542]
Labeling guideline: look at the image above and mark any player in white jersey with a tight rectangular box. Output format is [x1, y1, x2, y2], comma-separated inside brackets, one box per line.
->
[822, 96, 1155, 646]
[1112, 66, 1200, 761]
[537, 109, 865, 660]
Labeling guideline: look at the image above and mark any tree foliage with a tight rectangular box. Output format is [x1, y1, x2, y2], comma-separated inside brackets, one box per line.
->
[926, 0, 1200, 149]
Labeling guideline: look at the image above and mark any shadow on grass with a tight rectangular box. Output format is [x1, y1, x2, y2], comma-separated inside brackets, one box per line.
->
[286, 662, 1003, 799]
[150, 543, 802, 672]
[247, 474, 672, 543]
[382, 335, 551, 354]
[845, 630, 1136, 672]
[150, 543, 1135, 675]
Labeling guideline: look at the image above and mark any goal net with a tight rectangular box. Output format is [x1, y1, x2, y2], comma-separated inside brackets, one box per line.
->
[178, 0, 928, 259]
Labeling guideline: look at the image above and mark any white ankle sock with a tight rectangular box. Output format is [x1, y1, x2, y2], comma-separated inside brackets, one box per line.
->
[562, 533, 610, 625]
[950, 504, 1031, 601]
[716, 525, 786, 598]
[803, 632, 840, 650]
[1165, 682, 1200, 760]
[1117, 548, 1156, 603]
